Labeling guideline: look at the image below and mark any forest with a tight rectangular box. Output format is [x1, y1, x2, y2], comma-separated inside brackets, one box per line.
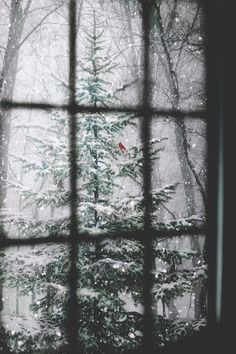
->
[0, 0, 207, 353]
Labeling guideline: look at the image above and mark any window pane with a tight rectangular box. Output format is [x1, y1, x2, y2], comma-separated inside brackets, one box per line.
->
[77, 240, 144, 352]
[0, 0, 69, 105]
[77, 113, 143, 235]
[153, 235, 207, 347]
[1, 109, 70, 240]
[75, 0, 142, 109]
[1, 244, 69, 353]
[150, 0, 205, 111]
[151, 116, 207, 219]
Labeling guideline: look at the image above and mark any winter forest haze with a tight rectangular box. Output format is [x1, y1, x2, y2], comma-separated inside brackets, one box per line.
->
[0, 0, 207, 353]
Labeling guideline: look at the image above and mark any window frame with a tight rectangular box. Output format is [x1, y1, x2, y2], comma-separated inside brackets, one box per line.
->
[0, 0, 231, 353]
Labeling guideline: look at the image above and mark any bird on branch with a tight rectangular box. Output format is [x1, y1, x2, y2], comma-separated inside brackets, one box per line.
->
[118, 142, 127, 152]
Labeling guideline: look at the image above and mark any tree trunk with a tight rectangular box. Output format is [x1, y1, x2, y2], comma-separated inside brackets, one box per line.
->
[0, 0, 30, 209]
[124, 2, 139, 80]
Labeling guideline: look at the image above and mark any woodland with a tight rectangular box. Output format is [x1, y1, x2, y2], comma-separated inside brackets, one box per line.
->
[0, 1, 206, 353]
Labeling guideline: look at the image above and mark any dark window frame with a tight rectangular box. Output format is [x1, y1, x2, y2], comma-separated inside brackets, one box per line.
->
[1, 0, 233, 353]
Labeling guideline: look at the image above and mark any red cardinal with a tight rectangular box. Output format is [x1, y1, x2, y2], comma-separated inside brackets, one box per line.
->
[119, 142, 127, 152]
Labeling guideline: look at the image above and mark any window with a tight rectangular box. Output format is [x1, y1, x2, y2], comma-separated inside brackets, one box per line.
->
[0, 0, 230, 353]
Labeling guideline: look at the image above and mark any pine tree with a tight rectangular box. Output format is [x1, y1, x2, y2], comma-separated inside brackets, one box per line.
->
[1, 14, 207, 353]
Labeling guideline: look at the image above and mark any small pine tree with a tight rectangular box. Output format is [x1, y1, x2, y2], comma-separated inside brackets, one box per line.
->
[1, 14, 207, 353]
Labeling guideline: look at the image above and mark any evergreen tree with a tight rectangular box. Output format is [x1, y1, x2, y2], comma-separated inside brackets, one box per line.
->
[0, 14, 207, 353]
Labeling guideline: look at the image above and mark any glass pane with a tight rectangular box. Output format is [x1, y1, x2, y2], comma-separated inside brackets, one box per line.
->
[1, 109, 70, 239]
[0, 0, 69, 105]
[151, 116, 207, 221]
[77, 240, 144, 352]
[153, 235, 207, 347]
[77, 112, 143, 235]
[150, 0, 205, 111]
[75, 0, 142, 109]
[1, 244, 69, 353]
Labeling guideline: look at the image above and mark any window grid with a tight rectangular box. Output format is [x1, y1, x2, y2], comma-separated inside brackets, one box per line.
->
[0, 0, 217, 353]
[67, 0, 79, 352]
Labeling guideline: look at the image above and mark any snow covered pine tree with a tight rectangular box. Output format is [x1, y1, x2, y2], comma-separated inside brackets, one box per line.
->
[0, 13, 207, 354]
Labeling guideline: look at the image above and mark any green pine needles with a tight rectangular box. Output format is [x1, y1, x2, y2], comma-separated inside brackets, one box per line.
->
[0, 14, 207, 354]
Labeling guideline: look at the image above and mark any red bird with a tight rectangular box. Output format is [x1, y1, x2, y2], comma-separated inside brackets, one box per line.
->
[119, 142, 127, 152]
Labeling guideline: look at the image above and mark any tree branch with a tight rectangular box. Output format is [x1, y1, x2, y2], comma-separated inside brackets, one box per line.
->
[175, 5, 200, 70]
[19, 1, 66, 50]
[23, 0, 33, 18]
[114, 78, 139, 94]
[2, 0, 9, 9]
[160, 202, 176, 219]
[28, 5, 52, 15]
